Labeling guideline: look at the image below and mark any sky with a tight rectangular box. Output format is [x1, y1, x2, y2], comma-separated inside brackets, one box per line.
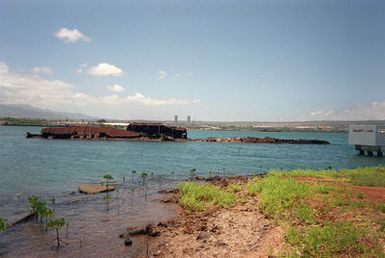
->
[0, 0, 385, 121]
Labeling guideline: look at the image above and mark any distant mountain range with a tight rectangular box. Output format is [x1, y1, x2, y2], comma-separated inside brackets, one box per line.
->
[0, 104, 95, 120]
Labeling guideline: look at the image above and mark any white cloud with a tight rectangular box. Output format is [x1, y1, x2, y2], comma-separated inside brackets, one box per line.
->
[32, 66, 53, 75]
[54, 28, 90, 43]
[107, 84, 125, 93]
[302, 101, 385, 121]
[157, 70, 167, 80]
[0, 62, 199, 111]
[88, 63, 123, 77]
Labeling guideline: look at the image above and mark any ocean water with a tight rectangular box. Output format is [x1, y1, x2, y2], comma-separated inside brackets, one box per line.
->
[0, 126, 384, 257]
[0, 126, 384, 199]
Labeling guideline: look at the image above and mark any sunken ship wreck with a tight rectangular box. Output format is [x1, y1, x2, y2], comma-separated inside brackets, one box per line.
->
[27, 123, 188, 141]
[26, 123, 330, 145]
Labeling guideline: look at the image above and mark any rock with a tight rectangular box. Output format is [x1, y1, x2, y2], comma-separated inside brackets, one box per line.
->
[119, 233, 125, 238]
[8, 211, 35, 227]
[127, 224, 160, 237]
[197, 231, 210, 240]
[216, 241, 227, 247]
[157, 222, 168, 228]
[210, 225, 220, 233]
[148, 230, 161, 237]
[153, 250, 162, 256]
[127, 226, 147, 235]
[146, 224, 161, 237]
[79, 183, 115, 194]
[124, 237, 133, 246]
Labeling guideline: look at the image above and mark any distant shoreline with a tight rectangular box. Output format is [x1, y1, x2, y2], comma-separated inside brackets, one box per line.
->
[2, 116, 384, 133]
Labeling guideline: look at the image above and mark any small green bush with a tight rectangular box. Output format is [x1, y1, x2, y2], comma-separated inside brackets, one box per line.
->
[0, 217, 7, 231]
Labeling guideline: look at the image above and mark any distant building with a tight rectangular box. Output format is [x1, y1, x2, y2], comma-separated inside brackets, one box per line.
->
[174, 115, 178, 124]
[349, 125, 385, 156]
[187, 116, 191, 124]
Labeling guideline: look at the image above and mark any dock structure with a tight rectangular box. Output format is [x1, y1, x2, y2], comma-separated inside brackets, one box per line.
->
[348, 125, 385, 157]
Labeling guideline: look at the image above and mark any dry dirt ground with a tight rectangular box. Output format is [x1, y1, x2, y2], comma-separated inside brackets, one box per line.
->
[128, 177, 286, 258]
[122, 175, 385, 257]
[154, 207, 284, 258]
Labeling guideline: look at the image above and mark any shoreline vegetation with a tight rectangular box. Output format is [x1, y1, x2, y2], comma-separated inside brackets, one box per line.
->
[0, 167, 384, 256]
[127, 166, 385, 257]
[2, 116, 385, 133]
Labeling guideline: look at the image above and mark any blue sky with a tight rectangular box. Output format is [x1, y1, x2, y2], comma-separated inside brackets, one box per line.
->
[1, 0, 385, 121]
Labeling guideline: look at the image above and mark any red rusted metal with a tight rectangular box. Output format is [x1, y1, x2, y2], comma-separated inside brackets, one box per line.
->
[41, 126, 140, 139]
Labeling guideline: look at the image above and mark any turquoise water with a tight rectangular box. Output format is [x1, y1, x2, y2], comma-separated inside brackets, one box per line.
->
[0, 126, 383, 198]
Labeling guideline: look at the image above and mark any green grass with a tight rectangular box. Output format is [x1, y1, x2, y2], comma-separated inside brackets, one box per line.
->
[268, 166, 385, 187]
[285, 226, 302, 246]
[302, 222, 376, 257]
[338, 166, 385, 187]
[227, 182, 243, 193]
[246, 177, 263, 195]
[247, 175, 313, 219]
[270, 168, 338, 178]
[378, 218, 385, 232]
[355, 191, 364, 199]
[248, 167, 385, 257]
[295, 202, 316, 224]
[177, 167, 385, 256]
[317, 184, 335, 194]
[177, 182, 235, 212]
[377, 203, 385, 213]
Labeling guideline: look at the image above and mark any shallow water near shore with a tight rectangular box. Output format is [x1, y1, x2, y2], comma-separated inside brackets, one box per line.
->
[0, 177, 179, 257]
[0, 126, 384, 257]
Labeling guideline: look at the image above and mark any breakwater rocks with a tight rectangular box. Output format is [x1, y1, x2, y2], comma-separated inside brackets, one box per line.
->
[192, 137, 330, 145]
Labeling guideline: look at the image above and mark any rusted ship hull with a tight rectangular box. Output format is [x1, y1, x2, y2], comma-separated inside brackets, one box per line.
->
[26, 124, 188, 141]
